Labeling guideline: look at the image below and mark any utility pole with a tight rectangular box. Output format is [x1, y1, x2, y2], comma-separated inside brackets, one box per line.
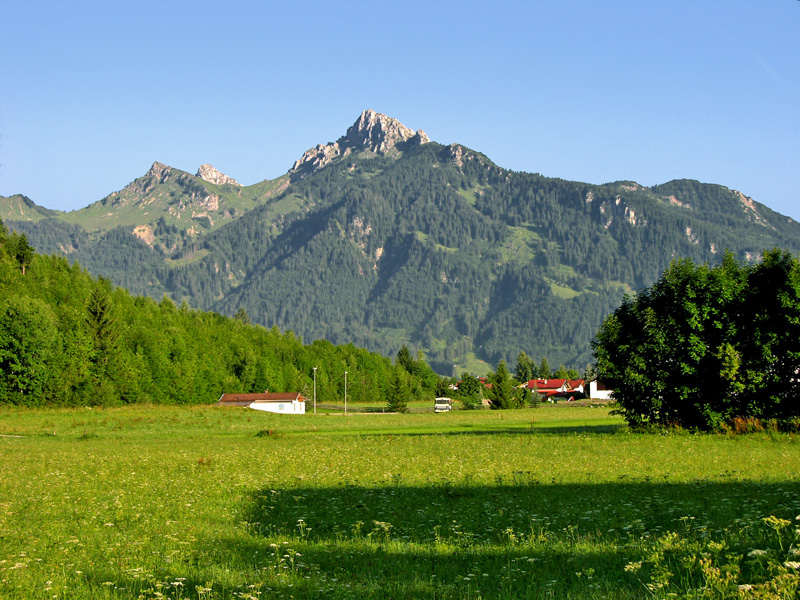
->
[313, 366, 317, 415]
[344, 370, 348, 415]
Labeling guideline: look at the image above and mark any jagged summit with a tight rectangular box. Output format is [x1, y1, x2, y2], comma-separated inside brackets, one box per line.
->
[125, 162, 240, 192]
[291, 110, 429, 177]
[196, 164, 241, 187]
[121, 162, 176, 196]
[345, 109, 429, 153]
[148, 161, 171, 178]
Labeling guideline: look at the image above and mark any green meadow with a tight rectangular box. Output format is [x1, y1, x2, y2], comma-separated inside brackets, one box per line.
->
[1, 405, 799, 599]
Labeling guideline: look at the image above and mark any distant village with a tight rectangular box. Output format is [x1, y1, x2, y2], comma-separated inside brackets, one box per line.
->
[217, 380, 614, 414]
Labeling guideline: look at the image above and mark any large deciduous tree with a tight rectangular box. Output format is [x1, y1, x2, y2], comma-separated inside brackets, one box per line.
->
[736, 250, 800, 420]
[0, 296, 59, 405]
[592, 250, 800, 430]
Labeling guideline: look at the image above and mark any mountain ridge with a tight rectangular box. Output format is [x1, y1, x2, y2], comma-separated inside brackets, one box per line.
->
[4, 110, 783, 231]
[4, 110, 799, 373]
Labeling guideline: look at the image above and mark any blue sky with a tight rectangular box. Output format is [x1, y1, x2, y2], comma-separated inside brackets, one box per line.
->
[2, 1, 799, 219]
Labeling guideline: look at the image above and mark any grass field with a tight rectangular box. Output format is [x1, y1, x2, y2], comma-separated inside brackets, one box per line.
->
[1, 405, 798, 599]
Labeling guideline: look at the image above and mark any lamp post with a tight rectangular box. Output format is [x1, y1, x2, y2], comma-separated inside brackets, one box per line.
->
[344, 370, 348, 415]
[313, 366, 317, 415]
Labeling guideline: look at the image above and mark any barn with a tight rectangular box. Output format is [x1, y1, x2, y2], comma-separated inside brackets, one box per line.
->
[217, 392, 306, 414]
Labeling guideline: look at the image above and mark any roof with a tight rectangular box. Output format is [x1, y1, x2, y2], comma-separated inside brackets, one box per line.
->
[217, 392, 306, 406]
[526, 379, 585, 393]
[526, 378, 569, 391]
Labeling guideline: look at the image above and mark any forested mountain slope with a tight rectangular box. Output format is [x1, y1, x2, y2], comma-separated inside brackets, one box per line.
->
[0, 221, 439, 407]
[6, 110, 800, 374]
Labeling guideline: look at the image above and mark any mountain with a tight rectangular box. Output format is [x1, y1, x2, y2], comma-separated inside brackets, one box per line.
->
[0, 220, 441, 408]
[5, 110, 800, 374]
[4, 162, 289, 255]
[290, 109, 430, 178]
[0, 194, 64, 222]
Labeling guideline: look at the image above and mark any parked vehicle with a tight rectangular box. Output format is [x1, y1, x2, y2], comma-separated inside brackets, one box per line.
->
[434, 397, 453, 412]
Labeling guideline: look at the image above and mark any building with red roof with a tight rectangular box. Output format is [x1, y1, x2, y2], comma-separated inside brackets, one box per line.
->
[523, 379, 585, 400]
[217, 392, 306, 414]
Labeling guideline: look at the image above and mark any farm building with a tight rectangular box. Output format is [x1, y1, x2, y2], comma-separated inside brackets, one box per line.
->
[588, 380, 614, 401]
[217, 392, 307, 414]
[523, 379, 585, 400]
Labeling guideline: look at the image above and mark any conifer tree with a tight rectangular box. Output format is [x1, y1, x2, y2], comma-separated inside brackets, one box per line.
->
[488, 360, 515, 409]
[11, 232, 34, 275]
[538, 357, 551, 379]
[514, 350, 535, 383]
[386, 365, 410, 413]
[396, 345, 414, 373]
[86, 283, 121, 388]
[234, 307, 251, 325]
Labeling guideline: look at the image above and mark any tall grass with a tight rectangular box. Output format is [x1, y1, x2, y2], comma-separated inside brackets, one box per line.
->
[1, 405, 798, 599]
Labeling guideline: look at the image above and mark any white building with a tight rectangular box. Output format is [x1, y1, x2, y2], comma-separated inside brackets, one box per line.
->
[588, 381, 614, 401]
[217, 392, 307, 414]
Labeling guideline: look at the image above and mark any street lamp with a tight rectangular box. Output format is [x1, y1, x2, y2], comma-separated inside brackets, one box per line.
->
[344, 370, 348, 415]
[313, 366, 317, 415]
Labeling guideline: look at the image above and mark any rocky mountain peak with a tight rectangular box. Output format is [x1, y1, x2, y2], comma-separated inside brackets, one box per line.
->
[121, 162, 174, 195]
[291, 110, 429, 177]
[344, 109, 428, 153]
[196, 164, 241, 187]
[147, 161, 172, 179]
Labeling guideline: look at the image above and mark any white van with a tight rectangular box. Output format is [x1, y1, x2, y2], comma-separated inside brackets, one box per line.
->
[434, 397, 453, 412]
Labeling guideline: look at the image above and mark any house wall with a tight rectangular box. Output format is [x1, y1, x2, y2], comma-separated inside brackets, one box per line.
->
[249, 400, 305, 414]
[589, 381, 614, 400]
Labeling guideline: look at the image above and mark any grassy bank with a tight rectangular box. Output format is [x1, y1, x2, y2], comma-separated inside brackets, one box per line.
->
[1, 405, 798, 599]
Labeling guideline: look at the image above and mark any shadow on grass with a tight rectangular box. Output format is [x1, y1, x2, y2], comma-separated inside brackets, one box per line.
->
[331, 423, 627, 437]
[314, 422, 627, 437]
[529, 423, 626, 435]
[442, 423, 626, 436]
[91, 479, 800, 599]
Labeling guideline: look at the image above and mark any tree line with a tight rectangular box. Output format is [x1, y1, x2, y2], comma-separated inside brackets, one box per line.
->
[0, 221, 442, 408]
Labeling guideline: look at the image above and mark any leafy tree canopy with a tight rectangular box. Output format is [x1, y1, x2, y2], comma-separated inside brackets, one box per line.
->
[592, 249, 800, 430]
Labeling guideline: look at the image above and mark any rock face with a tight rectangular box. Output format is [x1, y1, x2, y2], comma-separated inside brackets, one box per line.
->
[123, 162, 174, 196]
[345, 109, 428, 153]
[291, 109, 429, 177]
[196, 164, 241, 187]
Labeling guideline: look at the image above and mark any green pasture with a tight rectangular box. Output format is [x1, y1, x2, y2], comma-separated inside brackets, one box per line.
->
[1, 405, 798, 599]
